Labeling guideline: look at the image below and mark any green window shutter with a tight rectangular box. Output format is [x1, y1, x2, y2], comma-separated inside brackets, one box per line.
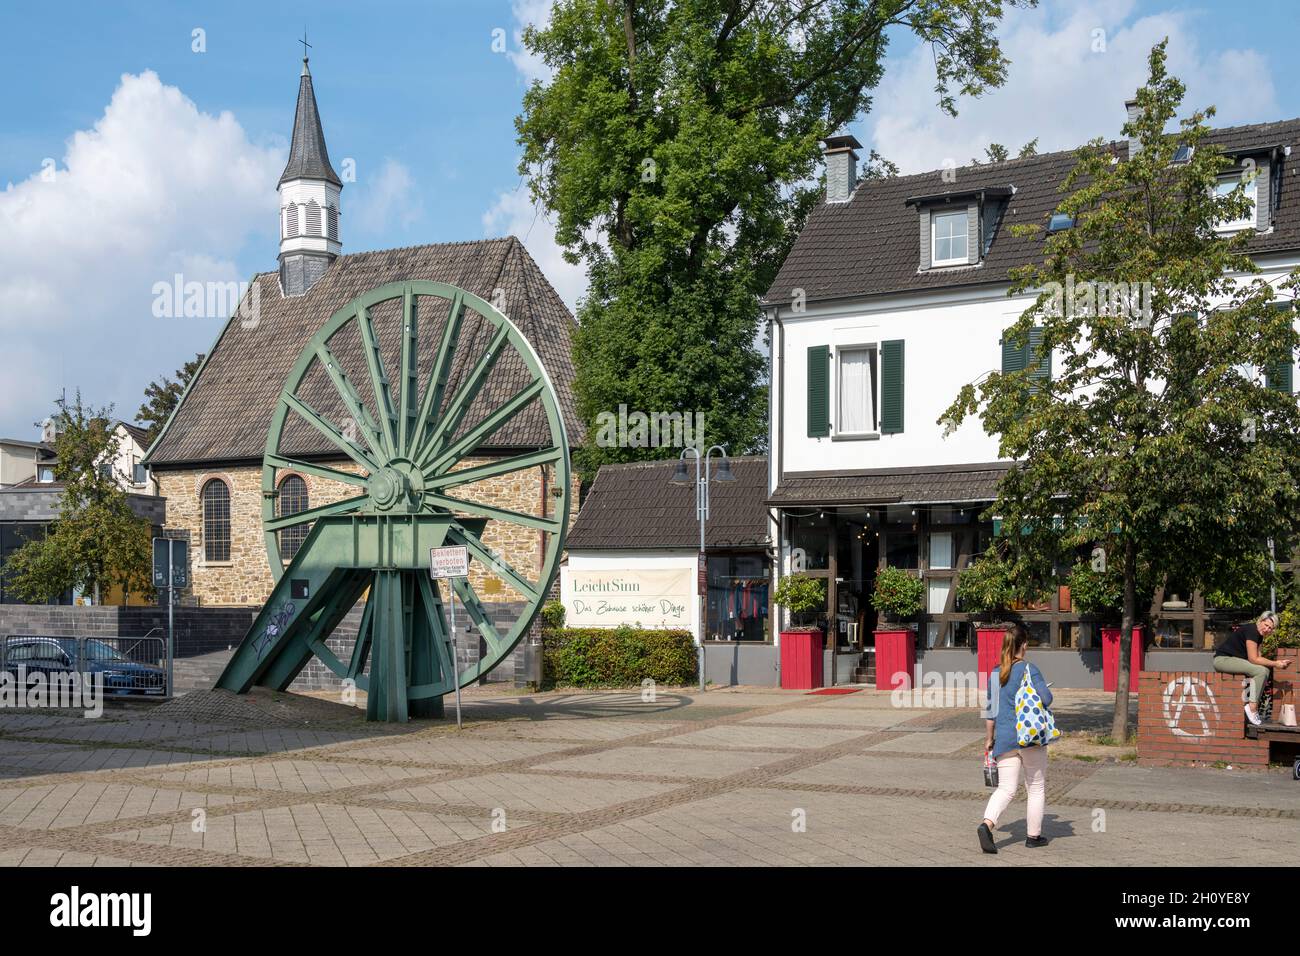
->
[1265, 359, 1294, 393]
[1001, 329, 1025, 374]
[1026, 326, 1051, 390]
[1266, 302, 1295, 393]
[807, 345, 830, 437]
[880, 340, 905, 434]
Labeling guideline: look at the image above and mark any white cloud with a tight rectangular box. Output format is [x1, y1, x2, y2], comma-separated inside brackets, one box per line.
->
[0, 70, 282, 437]
[483, 183, 588, 313]
[863, 0, 1280, 174]
[350, 158, 423, 234]
[507, 0, 554, 86]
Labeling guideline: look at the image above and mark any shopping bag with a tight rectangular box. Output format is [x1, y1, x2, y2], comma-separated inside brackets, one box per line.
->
[1014, 664, 1061, 747]
[1280, 703, 1297, 728]
[983, 750, 999, 788]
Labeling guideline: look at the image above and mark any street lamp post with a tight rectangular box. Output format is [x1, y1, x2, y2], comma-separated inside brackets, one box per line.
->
[672, 445, 735, 692]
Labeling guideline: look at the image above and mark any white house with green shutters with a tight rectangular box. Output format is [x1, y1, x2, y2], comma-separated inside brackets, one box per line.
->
[759, 111, 1300, 688]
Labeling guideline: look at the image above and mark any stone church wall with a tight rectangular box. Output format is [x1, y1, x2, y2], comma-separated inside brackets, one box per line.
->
[154, 457, 579, 608]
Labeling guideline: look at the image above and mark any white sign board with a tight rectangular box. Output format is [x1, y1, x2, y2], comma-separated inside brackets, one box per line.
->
[429, 546, 470, 579]
[561, 568, 693, 629]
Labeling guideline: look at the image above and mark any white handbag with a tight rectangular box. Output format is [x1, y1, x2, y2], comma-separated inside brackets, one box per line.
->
[1280, 703, 1298, 728]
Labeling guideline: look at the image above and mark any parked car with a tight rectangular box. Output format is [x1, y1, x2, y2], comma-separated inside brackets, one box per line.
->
[1, 637, 166, 695]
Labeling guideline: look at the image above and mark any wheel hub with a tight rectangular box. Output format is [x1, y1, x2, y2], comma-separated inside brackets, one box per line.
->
[368, 459, 425, 512]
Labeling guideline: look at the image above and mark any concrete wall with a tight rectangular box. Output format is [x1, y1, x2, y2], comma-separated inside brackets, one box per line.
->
[703, 642, 779, 687]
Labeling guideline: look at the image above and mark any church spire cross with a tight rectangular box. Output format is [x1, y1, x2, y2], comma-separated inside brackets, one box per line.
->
[299, 30, 312, 73]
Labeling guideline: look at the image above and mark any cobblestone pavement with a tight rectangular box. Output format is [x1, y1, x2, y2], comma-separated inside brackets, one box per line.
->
[0, 686, 1297, 867]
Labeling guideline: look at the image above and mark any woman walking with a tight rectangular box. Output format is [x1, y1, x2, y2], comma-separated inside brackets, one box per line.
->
[1212, 611, 1292, 726]
[978, 625, 1053, 854]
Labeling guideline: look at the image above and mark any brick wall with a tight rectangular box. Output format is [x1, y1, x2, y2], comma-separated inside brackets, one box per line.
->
[155, 459, 579, 607]
[0, 604, 257, 659]
[1137, 670, 1269, 767]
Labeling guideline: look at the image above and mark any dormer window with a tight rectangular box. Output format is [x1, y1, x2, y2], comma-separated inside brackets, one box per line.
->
[1172, 144, 1194, 163]
[931, 209, 969, 266]
[1214, 173, 1257, 232]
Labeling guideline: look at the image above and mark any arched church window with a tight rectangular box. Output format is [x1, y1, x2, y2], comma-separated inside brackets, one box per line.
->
[277, 475, 310, 561]
[201, 478, 231, 563]
[285, 204, 298, 238]
[305, 200, 322, 236]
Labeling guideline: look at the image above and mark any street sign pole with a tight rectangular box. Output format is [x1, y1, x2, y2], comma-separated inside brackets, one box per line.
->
[430, 546, 470, 729]
[154, 537, 188, 700]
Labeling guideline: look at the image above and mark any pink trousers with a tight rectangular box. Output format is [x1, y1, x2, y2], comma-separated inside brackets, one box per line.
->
[982, 746, 1048, 837]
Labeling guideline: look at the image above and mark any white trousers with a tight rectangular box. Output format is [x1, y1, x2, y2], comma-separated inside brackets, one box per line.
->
[983, 745, 1048, 837]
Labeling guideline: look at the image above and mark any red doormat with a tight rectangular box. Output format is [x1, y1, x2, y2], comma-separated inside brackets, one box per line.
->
[806, 688, 862, 695]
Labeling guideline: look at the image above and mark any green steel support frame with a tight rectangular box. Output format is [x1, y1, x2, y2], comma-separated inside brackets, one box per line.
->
[216, 280, 571, 721]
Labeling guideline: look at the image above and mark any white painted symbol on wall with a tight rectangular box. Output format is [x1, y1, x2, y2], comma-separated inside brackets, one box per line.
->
[1162, 676, 1219, 738]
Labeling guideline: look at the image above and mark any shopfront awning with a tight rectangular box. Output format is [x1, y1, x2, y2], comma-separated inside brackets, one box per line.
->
[766, 463, 1011, 508]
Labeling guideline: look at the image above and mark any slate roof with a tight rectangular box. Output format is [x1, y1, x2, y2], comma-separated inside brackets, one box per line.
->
[147, 237, 583, 466]
[280, 61, 341, 187]
[118, 422, 150, 447]
[767, 463, 1011, 507]
[566, 456, 770, 551]
[765, 117, 1300, 306]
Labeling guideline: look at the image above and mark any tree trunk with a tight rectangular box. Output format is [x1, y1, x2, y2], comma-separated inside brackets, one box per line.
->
[1111, 540, 1136, 740]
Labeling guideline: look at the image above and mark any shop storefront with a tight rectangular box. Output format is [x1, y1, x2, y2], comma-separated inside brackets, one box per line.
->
[561, 456, 776, 685]
[769, 467, 1283, 688]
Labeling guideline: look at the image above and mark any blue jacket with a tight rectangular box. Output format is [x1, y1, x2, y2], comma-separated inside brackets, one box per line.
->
[986, 660, 1053, 758]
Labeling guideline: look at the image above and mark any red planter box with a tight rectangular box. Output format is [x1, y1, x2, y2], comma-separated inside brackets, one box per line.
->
[874, 629, 916, 691]
[1101, 626, 1146, 693]
[780, 630, 824, 690]
[976, 627, 1005, 691]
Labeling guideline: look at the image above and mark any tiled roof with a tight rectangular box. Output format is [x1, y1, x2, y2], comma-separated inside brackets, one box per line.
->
[567, 456, 770, 551]
[767, 463, 1011, 507]
[118, 422, 150, 446]
[147, 237, 582, 466]
[765, 118, 1300, 306]
[279, 62, 341, 187]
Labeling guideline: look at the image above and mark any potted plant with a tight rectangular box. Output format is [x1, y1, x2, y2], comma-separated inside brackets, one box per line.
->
[956, 551, 1021, 683]
[870, 565, 924, 691]
[1068, 561, 1144, 692]
[774, 576, 826, 690]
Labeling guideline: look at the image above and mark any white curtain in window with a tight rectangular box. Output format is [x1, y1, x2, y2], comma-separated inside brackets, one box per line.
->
[839, 348, 874, 433]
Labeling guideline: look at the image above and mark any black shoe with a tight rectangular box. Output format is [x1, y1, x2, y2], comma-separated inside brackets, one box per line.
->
[977, 823, 997, 854]
[1025, 835, 1049, 848]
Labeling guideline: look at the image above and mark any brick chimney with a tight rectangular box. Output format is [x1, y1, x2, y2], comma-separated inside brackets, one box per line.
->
[1125, 98, 1143, 159]
[823, 134, 863, 203]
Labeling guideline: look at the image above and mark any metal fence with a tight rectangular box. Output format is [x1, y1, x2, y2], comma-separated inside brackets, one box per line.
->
[1, 632, 169, 698]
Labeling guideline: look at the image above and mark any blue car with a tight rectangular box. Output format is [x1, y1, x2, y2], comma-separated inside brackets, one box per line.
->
[2, 636, 166, 696]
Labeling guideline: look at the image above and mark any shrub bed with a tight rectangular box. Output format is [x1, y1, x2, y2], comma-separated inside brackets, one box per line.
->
[542, 626, 697, 688]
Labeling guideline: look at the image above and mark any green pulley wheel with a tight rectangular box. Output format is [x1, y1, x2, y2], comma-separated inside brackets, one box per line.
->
[216, 280, 571, 721]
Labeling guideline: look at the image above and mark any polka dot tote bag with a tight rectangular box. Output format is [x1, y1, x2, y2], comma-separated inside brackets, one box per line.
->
[1014, 664, 1060, 747]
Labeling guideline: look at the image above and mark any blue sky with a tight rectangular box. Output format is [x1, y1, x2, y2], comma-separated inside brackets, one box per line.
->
[1, 0, 1297, 438]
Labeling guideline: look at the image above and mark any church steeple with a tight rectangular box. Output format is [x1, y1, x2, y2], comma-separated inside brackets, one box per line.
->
[278, 42, 342, 297]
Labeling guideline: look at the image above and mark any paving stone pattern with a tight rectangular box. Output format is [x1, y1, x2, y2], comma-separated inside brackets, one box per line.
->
[0, 687, 1297, 867]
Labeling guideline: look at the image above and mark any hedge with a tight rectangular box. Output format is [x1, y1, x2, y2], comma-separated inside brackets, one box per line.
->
[541, 626, 697, 688]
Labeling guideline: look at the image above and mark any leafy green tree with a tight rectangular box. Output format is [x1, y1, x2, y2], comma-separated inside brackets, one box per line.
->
[6, 393, 153, 604]
[136, 353, 203, 447]
[941, 41, 1300, 738]
[517, 0, 1033, 474]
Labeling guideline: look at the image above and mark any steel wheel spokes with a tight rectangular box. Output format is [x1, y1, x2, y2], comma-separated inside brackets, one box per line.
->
[255, 279, 571, 715]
